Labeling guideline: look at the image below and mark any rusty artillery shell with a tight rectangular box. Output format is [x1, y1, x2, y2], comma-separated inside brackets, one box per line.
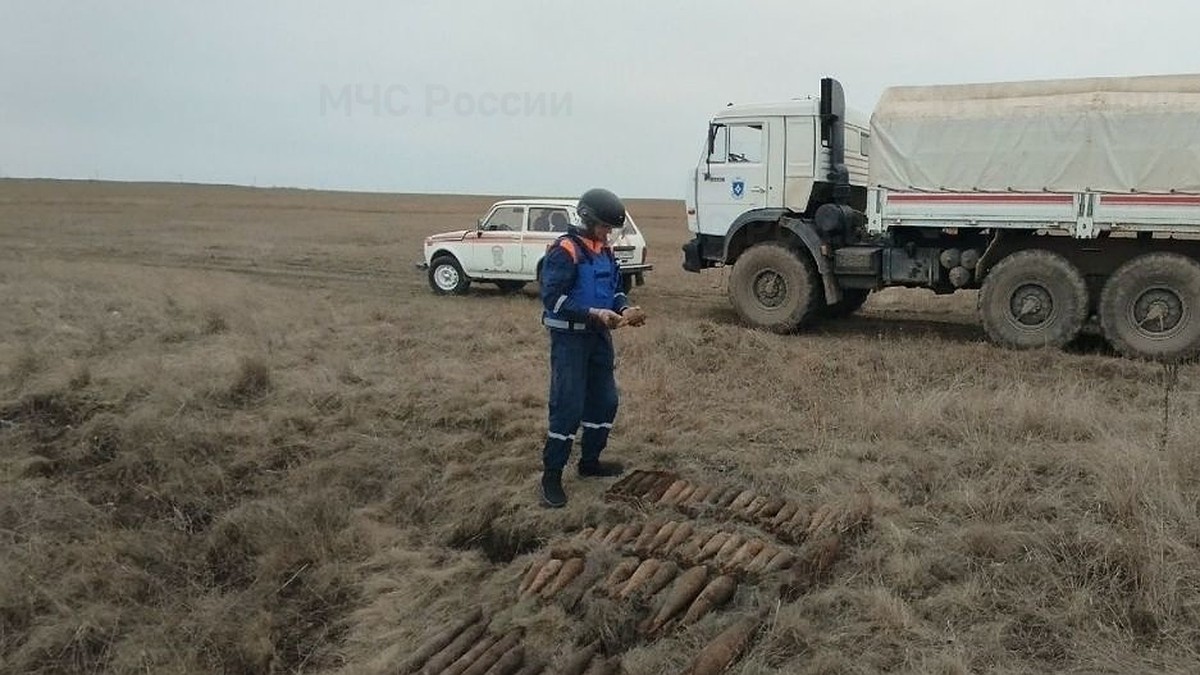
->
[762, 549, 796, 572]
[769, 502, 799, 528]
[753, 497, 786, 520]
[401, 608, 484, 674]
[443, 633, 501, 675]
[716, 486, 742, 508]
[632, 518, 664, 554]
[482, 644, 525, 675]
[711, 534, 746, 567]
[418, 621, 489, 675]
[461, 630, 524, 675]
[694, 531, 731, 563]
[523, 558, 563, 597]
[640, 559, 679, 598]
[542, 557, 586, 597]
[744, 544, 780, 574]
[673, 531, 710, 562]
[603, 557, 640, 593]
[729, 490, 756, 511]
[724, 538, 765, 572]
[647, 521, 679, 551]
[661, 522, 694, 554]
[658, 480, 688, 504]
[588, 524, 611, 542]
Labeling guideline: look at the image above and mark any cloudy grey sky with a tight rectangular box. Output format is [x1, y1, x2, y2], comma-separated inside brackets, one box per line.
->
[3, 1, 1200, 199]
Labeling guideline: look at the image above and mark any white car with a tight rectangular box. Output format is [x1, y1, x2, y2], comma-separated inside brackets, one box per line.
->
[418, 198, 653, 295]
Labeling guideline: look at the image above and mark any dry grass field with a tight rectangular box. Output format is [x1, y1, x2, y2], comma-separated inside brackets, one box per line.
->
[3, 179, 1200, 674]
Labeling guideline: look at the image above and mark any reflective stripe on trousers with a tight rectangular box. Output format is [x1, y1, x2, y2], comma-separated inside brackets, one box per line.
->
[542, 329, 619, 471]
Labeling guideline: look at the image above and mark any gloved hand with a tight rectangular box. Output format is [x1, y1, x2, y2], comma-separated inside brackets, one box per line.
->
[621, 306, 646, 327]
[589, 308, 624, 329]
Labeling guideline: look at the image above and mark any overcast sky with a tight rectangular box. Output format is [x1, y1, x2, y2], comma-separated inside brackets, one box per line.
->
[4, 1, 1200, 199]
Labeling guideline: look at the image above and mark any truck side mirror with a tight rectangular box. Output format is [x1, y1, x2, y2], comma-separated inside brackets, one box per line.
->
[705, 124, 720, 178]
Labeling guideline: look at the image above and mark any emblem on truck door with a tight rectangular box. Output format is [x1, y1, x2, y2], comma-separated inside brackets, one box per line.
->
[731, 178, 745, 200]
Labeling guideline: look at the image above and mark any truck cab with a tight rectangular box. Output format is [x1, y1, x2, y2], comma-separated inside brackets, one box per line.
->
[683, 80, 881, 327]
[685, 94, 870, 272]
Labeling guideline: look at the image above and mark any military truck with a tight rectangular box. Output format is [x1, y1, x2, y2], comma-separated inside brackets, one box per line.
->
[682, 74, 1200, 361]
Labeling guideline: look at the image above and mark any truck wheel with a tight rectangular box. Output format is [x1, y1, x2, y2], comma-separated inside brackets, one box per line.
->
[1099, 253, 1200, 361]
[620, 274, 634, 294]
[819, 288, 870, 318]
[428, 255, 471, 295]
[728, 242, 819, 333]
[979, 250, 1088, 349]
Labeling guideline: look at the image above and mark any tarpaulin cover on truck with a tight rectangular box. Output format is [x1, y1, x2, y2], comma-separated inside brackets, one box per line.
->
[870, 73, 1200, 194]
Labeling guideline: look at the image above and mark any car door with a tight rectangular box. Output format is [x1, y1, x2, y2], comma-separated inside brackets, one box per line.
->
[696, 120, 770, 235]
[523, 206, 570, 276]
[471, 205, 525, 275]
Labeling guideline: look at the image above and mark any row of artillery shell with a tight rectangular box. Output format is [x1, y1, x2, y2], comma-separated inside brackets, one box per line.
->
[518, 556, 587, 600]
[401, 611, 536, 675]
[572, 520, 796, 577]
[602, 558, 738, 634]
[608, 473, 873, 545]
[606, 469, 680, 504]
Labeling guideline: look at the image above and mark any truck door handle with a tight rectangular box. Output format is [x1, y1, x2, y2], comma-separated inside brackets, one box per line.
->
[750, 186, 766, 193]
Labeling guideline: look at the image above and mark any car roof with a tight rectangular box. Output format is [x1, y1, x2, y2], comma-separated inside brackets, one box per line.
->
[493, 198, 577, 208]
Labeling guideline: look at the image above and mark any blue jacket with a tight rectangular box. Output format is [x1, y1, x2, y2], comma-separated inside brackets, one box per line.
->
[541, 232, 629, 331]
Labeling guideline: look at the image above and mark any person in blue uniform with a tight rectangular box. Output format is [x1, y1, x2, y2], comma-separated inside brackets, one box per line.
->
[539, 188, 646, 508]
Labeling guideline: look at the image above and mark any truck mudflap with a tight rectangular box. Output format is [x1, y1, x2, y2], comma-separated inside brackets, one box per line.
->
[780, 218, 841, 305]
[682, 236, 703, 272]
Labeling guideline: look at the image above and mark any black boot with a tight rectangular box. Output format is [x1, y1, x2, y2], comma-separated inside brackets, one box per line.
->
[578, 459, 625, 478]
[541, 469, 567, 508]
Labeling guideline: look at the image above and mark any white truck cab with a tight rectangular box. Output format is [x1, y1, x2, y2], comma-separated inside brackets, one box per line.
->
[687, 98, 870, 240]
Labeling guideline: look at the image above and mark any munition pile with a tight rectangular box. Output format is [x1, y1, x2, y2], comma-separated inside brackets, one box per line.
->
[403, 471, 873, 674]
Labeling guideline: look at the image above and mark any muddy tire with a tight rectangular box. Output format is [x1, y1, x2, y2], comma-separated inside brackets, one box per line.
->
[819, 288, 870, 319]
[429, 255, 471, 295]
[979, 250, 1088, 349]
[728, 242, 819, 333]
[1099, 253, 1200, 362]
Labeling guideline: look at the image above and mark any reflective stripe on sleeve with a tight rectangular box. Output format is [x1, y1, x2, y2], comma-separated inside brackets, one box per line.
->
[553, 295, 570, 313]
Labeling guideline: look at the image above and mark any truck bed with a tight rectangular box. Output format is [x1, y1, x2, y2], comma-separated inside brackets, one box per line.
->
[867, 74, 1200, 238]
[869, 189, 1200, 238]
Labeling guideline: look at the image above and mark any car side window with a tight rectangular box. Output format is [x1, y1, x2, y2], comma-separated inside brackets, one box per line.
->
[482, 206, 524, 231]
[529, 207, 570, 233]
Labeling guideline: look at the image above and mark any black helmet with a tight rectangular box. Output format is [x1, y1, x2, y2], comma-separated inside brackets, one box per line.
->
[576, 188, 627, 230]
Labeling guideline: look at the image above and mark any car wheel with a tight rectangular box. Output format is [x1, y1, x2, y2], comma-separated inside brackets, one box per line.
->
[620, 274, 634, 294]
[428, 255, 471, 295]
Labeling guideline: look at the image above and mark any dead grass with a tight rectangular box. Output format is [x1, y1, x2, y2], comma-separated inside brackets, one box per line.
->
[2, 179, 1200, 673]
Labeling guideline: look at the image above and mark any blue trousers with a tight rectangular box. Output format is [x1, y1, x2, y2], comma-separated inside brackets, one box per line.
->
[543, 329, 619, 472]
